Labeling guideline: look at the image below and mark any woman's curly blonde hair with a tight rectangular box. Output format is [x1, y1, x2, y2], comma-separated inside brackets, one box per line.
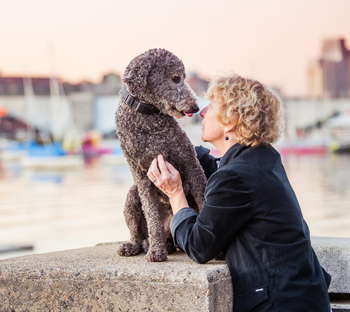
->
[205, 74, 284, 147]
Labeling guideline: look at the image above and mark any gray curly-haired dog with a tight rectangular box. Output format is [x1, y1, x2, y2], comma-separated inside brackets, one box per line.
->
[115, 48, 207, 262]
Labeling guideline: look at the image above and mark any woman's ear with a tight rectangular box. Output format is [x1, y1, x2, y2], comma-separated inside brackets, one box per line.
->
[122, 50, 155, 97]
[224, 116, 238, 133]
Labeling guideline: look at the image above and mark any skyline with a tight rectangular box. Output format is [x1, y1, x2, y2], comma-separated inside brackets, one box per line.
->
[1, 0, 350, 97]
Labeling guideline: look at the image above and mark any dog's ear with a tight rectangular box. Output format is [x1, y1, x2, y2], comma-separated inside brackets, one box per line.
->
[122, 50, 155, 97]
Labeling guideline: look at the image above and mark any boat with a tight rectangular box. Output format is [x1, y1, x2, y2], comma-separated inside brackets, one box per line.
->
[100, 153, 127, 166]
[18, 76, 83, 170]
[100, 142, 127, 165]
[277, 142, 328, 155]
[0, 108, 31, 162]
[328, 111, 350, 152]
[275, 131, 329, 155]
[81, 131, 113, 157]
[20, 142, 83, 170]
[1, 141, 29, 162]
[0, 138, 6, 151]
[21, 154, 83, 170]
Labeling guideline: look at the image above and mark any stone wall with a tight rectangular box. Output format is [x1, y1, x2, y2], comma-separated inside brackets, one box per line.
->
[0, 243, 232, 311]
[0, 238, 349, 311]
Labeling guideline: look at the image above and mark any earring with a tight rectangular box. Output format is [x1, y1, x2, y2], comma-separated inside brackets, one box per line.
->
[225, 136, 229, 140]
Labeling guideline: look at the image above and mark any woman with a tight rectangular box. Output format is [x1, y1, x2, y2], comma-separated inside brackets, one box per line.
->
[147, 74, 331, 312]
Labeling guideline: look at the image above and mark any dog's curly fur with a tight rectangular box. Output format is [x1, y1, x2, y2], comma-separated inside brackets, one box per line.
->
[115, 48, 207, 262]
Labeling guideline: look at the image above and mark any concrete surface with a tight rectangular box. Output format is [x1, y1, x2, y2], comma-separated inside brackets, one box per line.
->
[1, 237, 350, 311]
[312, 237, 350, 294]
[0, 243, 232, 312]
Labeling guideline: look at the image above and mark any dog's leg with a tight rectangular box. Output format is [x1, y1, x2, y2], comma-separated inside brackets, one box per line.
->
[117, 184, 144, 257]
[140, 214, 149, 253]
[138, 179, 168, 262]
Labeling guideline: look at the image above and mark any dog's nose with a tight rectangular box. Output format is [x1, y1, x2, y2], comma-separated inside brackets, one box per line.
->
[191, 105, 199, 113]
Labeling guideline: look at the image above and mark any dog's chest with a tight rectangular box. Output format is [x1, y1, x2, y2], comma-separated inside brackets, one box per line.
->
[116, 106, 186, 157]
[121, 130, 187, 169]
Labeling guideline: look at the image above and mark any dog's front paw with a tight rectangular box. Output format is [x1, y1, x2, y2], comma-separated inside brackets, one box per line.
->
[117, 242, 141, 257]
[145, 248, 167, 262]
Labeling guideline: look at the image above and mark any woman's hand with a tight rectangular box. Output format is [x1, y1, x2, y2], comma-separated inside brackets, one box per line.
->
[147, 155, 182, 199]
[147, 155, 189, 214]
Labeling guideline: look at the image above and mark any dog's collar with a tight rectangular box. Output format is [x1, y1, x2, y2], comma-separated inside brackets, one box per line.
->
[121, 85, 160, 115]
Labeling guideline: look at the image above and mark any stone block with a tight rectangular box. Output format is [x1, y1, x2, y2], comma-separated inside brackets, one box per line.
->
[1, 237, 350, 311]
[312, 237, 350, 294]
[0, 243, 232, 311]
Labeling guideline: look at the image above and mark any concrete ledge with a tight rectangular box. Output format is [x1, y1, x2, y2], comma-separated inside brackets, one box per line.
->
[1, 237, 350, 311]
[311, 237, 350, 294]
[0, 243, 232, 311]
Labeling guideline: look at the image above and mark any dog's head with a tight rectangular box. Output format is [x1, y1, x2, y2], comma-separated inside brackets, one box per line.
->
[123, 48, 199, 119]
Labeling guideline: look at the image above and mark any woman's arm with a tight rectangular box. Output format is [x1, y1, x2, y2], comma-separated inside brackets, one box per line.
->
[148, 156, 253, 264]
[170, 168, 253, 264]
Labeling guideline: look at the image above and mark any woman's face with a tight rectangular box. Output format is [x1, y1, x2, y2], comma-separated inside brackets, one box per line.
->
[200, 95, 225, 144]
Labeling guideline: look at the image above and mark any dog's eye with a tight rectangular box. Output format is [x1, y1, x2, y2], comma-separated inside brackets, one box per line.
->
[172, 76, 181, 83]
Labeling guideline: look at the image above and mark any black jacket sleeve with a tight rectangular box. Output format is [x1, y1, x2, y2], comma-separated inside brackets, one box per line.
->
[195, 145, 219, 179]
[170, 168, 254, 264]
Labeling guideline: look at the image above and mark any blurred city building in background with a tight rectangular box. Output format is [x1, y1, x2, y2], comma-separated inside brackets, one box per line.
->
[307, 38, 350, 99]
[1, 38, 350, 148]
[0, 71, 209, 138]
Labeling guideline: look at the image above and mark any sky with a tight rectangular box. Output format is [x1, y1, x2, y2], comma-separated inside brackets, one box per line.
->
[0, 0, 350, 97]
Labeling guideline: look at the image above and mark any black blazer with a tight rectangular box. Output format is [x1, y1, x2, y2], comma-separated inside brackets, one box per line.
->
[170, 143, 331, 312]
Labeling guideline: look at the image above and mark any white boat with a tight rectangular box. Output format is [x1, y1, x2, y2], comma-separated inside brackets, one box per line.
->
[99, 140, 128, 166]
[328, 111, 350, 152]
[19, 75, 83, 170]
[0, 140, 30, 163]
[1, 149, 27, 162]
[100, 153, 127, 166]
[0, 138, 7, 151]
[21, 155, 84, 170]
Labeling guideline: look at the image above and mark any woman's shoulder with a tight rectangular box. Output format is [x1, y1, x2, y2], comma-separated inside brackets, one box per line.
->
[208, 164, 242, 183]
[206, 165, 252, 203]
[212, 160, 252, 182]
[220, 145, 281, 175]
[205, 166, 253, 208]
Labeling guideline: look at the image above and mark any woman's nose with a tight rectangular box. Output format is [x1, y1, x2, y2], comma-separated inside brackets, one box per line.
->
[200, 106, 208, 119]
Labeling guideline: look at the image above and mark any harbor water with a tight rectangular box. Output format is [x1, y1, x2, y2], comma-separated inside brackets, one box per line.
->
[0, 125, 350, 260]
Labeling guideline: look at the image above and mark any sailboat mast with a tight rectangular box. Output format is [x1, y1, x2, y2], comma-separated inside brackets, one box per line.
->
[48, 43, 63, 143]
[23, 76, 36, 143]
[50, 76, 62, 142]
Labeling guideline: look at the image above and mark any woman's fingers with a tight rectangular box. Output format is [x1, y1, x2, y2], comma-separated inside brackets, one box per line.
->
[157, 155, 170, 175]
[147, 155, 180, 189]
[152, 158, 161, 178]
[157, 155, 179, 177]
[147, 158, 161, 182]
[165, 160, 179, 177]
[146, 155, 183, 199]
